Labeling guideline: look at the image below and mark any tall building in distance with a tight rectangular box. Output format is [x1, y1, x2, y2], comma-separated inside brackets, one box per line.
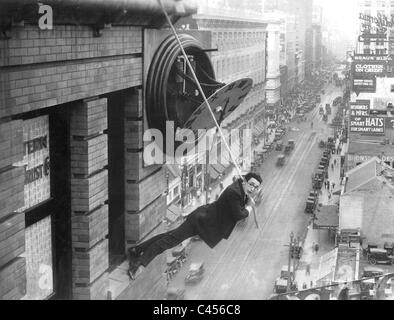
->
[264, 0, 313, 83]
[311, 4, 323, 75]
[356, 0, 394, 56]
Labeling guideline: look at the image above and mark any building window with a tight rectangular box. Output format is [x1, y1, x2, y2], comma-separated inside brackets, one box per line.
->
[24, 216, 53, 300]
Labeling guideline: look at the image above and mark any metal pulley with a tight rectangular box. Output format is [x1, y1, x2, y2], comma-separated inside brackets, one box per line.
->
[146, 33, 223, 135]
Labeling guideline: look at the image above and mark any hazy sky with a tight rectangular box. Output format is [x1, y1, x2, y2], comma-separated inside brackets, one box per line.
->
[316, 0, 359, 36]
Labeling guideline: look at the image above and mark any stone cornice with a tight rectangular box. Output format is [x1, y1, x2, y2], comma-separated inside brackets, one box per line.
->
[193, 14, 268, 29]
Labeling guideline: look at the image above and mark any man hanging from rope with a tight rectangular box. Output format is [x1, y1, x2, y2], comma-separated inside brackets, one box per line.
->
[128, 172, 262, 280]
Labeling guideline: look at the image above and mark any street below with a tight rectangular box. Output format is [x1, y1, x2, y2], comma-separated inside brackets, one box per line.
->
[166, 84, 343, 300]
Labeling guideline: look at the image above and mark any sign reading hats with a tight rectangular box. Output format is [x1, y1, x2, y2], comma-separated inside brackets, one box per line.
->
[350, 116, 385, 135]
[349, 101, 386, 135]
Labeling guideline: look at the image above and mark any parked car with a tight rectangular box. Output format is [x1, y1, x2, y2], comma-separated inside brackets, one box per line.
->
[274, 278, 288, 294]
[288, 140, 295, 150]
[276, 155, 286, 167]
[275, 140, 284, 151]
[305, 198, 317, 214]
[362, 267, 384, 279]
[367, 248, 394, 265]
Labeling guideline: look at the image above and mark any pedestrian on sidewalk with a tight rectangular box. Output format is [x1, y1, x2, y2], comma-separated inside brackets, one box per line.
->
[127, 172, 263, 280]
[314, 243, 320, 255]
[331, 163, 334, 171]
[334, 159, 337, 166]
[332, 182, 335, 190]
[306, 264, 311, 276]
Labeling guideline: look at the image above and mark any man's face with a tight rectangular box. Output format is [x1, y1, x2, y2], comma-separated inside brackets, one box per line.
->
[245, 178, 261, 195]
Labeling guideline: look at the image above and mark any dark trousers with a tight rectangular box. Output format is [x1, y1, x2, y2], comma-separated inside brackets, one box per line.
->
[135, 219, 197, 267]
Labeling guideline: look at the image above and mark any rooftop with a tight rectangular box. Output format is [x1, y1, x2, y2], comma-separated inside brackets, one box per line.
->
[345, 157, 394, 194]
[348, 140, 394, 156]
[313, 205, 339, 229]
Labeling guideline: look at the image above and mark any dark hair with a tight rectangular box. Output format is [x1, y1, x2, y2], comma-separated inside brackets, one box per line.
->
[244, 172, 262, 184]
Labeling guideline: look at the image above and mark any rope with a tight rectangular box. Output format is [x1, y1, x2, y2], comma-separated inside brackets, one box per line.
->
[157, 0, 259, 228]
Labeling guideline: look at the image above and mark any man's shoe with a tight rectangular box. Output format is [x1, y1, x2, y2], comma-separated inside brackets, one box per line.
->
[128, 263, 144, 281]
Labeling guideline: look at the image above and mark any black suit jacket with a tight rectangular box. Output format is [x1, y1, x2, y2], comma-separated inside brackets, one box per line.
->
[186, 179, 249, 248]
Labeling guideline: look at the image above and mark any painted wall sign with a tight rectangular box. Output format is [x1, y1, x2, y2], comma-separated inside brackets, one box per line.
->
[359, 13, 394, 30]
[347, 154, 394, 164]
[349, 116, 385, 135]
[350, 100, 370, 117]
[353, 61, 386, 77]
[353, 54, 392, 62]
[14, 115, 51, 211]
[352, 78, 376, 94]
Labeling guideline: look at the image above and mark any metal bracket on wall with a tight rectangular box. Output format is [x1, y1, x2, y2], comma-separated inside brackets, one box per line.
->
[92, 23, 112, 38]
[1, 23, 13, 40]
[92, 23, 104, 37]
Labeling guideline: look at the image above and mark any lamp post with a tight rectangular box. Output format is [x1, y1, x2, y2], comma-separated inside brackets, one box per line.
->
[287, 232, 294, 292]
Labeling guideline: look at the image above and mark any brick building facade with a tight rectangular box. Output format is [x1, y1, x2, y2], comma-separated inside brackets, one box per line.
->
[0, 0, 197, 300]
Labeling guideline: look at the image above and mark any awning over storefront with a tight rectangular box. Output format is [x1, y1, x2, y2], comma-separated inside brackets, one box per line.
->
[313, 205, 339, 230]
[316, 248, 338, 287]
[333, 245, 360, 284]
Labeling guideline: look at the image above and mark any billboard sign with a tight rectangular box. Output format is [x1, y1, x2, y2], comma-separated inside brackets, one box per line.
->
[352, 61, 386, 78]
[350, 100, 370, 117]
[350, 116, 385, 135]
[352, 78, 376, 94]
[353, 54, 393, 62]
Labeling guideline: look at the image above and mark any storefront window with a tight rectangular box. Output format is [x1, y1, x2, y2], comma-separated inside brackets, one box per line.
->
[24, 216, 53, 300]
[14, 115, 54, 300]
[16, 116, 51, 211]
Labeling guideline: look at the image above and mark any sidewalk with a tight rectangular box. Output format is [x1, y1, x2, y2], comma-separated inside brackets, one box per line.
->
[108, 159, 241, 299]
[294, 134, 343, 290]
